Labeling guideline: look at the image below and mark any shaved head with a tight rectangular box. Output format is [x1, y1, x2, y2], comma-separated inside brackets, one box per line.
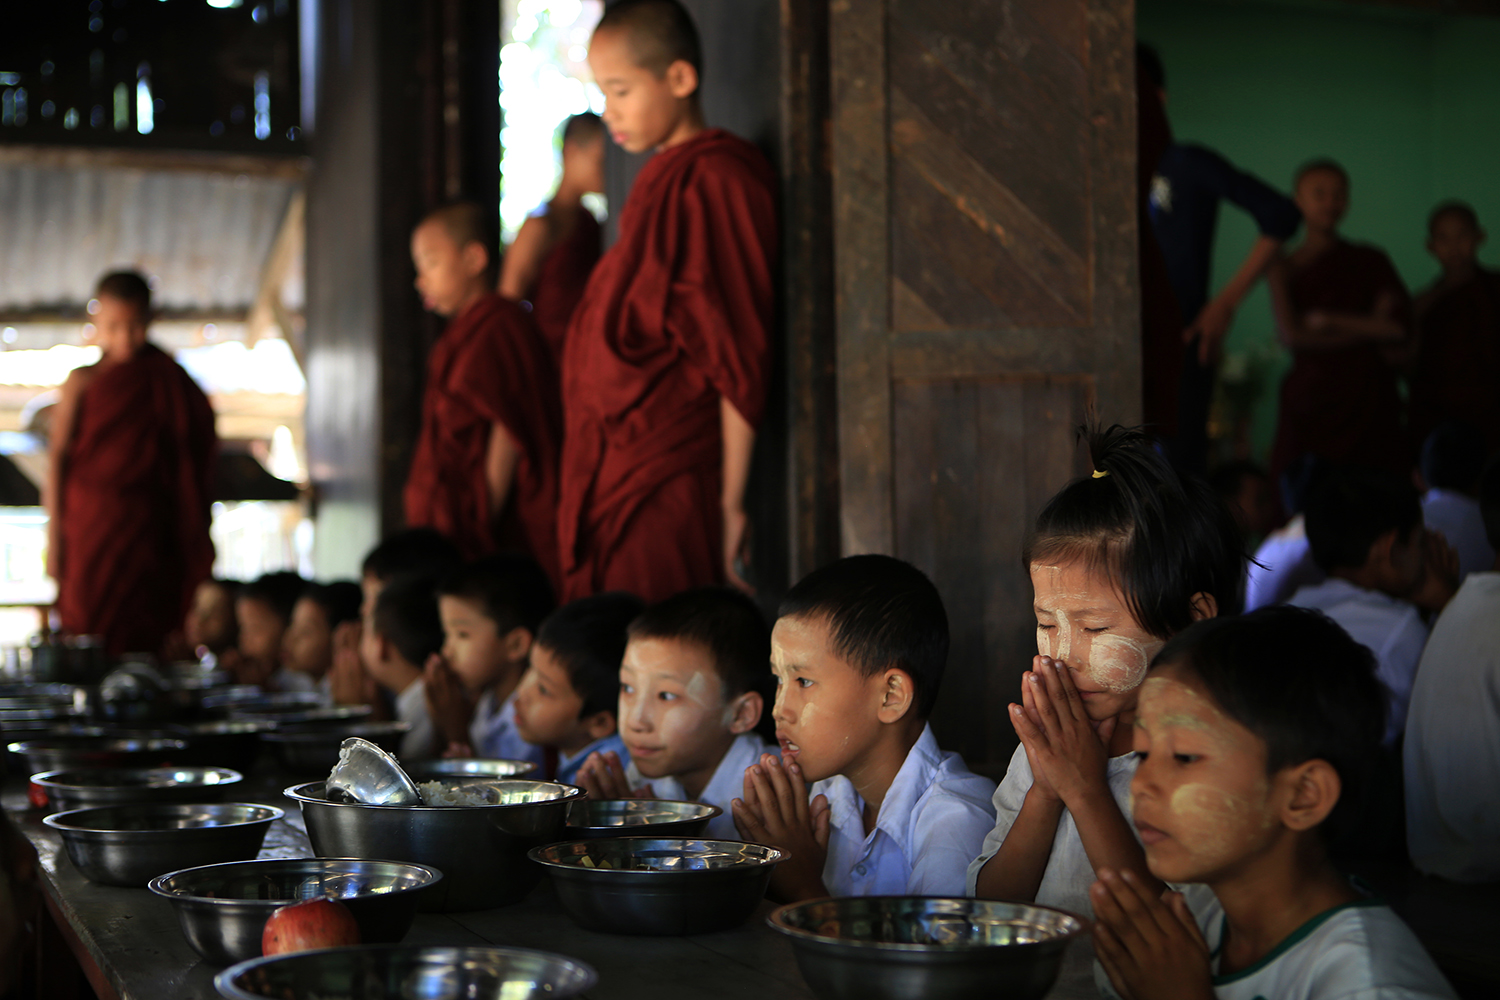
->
[562, 111, 604, 146]
[1429, 200, 1480, 235]
[594, 0, 702, 79]
[1295, 158, 1348, 188]
[95, 270, 152, 315]
[418, 200, 495, 270]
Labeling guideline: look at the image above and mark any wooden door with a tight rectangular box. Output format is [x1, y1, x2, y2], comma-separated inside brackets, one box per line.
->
[830, 0, 1140, 769]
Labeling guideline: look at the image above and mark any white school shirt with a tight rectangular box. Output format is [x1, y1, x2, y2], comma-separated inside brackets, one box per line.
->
[470, 687, 546, 768]
[966, 743, 1139, 919]
[1404, 572, 1500, 882]
[1421, 488, 1496, 583]
[1178, 883, 1456, 1000]
[1288, 578, 1428, 744]
[1246, 515, 1325, 612]
[625, 732, 770, 841]
[394, 677, 436, 760]
[812, 724, 995, 897]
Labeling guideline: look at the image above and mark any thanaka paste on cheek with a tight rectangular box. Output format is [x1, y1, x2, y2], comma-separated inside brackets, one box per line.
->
[1086, 634, 1163, 693]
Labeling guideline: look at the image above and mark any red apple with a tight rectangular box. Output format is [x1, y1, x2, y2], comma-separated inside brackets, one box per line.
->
[261, 897, 361, 956]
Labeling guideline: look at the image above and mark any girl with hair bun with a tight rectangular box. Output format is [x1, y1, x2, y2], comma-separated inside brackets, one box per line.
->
[967, 424, 1244, 923]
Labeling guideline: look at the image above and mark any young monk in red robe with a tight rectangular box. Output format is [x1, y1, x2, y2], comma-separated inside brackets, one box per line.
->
[498, 113, 606, 362]
[560, 0, 776, 603]
[1408, 202, 1500, 453]
[1267, 161, 1411, 489]
[47, 271, 217, 656]
[404, 201, 562, 586]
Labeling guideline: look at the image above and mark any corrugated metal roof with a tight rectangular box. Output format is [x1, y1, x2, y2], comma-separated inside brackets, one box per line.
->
[0, 155, 298, 315]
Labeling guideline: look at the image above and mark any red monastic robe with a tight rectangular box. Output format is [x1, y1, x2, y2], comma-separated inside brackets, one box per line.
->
[1409, 269, 1500, 453]
[1269, 240, 1412, 486]
[404, 293, 562, 586]
[557, 129, 776, 603]
[529, 209, 602, 362]
[56, 344, 216, 656]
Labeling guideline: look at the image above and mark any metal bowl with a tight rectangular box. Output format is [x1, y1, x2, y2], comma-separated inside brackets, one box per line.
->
[285, 779, 584, 912]
[768, 897, 1088, 1000]
[31, 766, 243, 813]
[203, 691, 318, 717]
[262, 722, 410, 774]
[326, 737, 422, 805]
[149, 857, 441, 965]
[215, 945, 597, 1000]
[402, 757, 538, 782]
[0, 683, 79, 710]
[565, 798, 722, 840]
[167, 720, 276, 772]
[42, 802, 283, 886]
[529, 837, 783, 936]
[8, 735, 188, 774]
[241, 705, 373, 727]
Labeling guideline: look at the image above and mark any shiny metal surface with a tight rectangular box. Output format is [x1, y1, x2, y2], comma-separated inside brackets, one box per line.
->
[286, 779, 584, 912]
[768, 897, 1087, 1000]
[402, 757, 538, 781]
[325, 736, 422, 805]
[167, 720, 276, 772]
[263, 723, 410, 774]
[529, 838, 784, 936]
[148, 857, 441, 966]
[203, 691, 318, 718]
[214, 945, 597, 1000]
[32, 766, 243, 812]
[0, 683, 78, 710]
[238, 705, 373, 727]
[42, 802, 283, 887]
[565, 798, 722, 840]
[8, 736, 188, 774]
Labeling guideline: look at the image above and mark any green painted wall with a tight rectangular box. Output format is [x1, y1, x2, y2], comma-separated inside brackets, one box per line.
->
[1137, 0, 1500, 463]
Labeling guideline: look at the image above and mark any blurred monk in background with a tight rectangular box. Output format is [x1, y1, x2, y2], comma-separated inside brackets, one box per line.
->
[405, 201, 562, 586]
[499, 112, 606, 362]
[561, 0, 775, 602]
[47, 271, 217, 657]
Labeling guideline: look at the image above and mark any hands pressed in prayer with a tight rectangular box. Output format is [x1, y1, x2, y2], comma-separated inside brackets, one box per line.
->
[1091, 868, 1214, 1000]
[576, 750, 653, 800]
[424, 653, 475, 749]
[731, 752, 830, 902]
[1408, 529, 1460, 615]
[1008, 656, 1116, 808]
[327, 622, 375, 707]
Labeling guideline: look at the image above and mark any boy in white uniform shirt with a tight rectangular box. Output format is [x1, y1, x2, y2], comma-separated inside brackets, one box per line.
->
[731, 555, 996, 900]
[576, 587, 774, 841]
[1091, 607, 1454, 1000]
[360, 576, 441, 759]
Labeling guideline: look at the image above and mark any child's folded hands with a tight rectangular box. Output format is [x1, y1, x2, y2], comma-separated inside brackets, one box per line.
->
[423, 653, 475, 747]
[731, 752, 830, 902]
[576, 750, 652, 800]
[1091, 868, 1213, 1000]
[1010, 656, 1116, 807]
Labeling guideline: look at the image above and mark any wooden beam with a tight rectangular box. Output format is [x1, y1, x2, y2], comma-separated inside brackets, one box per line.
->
[0, 143, 308, 180]
[245, 189, 306, 364]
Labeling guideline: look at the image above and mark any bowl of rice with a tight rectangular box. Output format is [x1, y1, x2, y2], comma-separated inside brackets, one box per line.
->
[284, 779, 585, 912]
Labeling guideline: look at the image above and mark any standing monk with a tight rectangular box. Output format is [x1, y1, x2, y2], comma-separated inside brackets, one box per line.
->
[404, 201, 562, 586]
[561, 0, 776, 602]
[498, 113, 607, 362]
[48, 272, 216, 657]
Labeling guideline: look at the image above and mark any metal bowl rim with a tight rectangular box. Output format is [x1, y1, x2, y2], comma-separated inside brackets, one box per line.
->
[566, 798, 724, 829]
[261, 721, 412, 742]
[766, 895, 1091, 952]
[8, 737, 188, 754]
[146, 857, 444, 902]
[212, 944, 599, 1000]
[402, 757, 538, 775]
[31, 766, 244, 790]
[41, 802, 285, 833]
[285, 779, 586, 810]
[529, 836, 786, 872]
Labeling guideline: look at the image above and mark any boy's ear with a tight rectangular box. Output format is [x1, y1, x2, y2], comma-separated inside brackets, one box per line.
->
[1367, 529, 1400, 573]
[460, 239, 491, 280]
[875, 668, 915, 725]
[1187, 591, 1218, 622]
[582, 709, 617, 741]
[501, 626, 534, 664]
[664, 58, 698, 100]
[1277, 758, 1342, 832]
[726, 690, 762, 735]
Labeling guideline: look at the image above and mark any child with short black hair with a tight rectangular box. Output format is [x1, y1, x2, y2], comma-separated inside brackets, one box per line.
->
[361, 575, 445, 759]
[731, 555, 996, 901]
[280, 581, 363, 698]
[513, 592, 643, 784]
[234, 571, 307, 689]
[575, 587, 773, 840]
[1290, 466, 1457, 743]
[425, 555, 555, 764]
[969, 425, 1244, 926]
[1091, 606, 1454, 1000]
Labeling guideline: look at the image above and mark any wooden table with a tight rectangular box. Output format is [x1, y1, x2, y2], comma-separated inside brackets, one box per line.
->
[4, 769, 1099, 1000]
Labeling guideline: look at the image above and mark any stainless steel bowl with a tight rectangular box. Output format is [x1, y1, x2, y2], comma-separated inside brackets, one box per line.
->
[8, 735, 188, 774]
[285, 779, 584, 912]
[167, 720, 276, 772]
[203, 691, 318, 717]
[565, 798, 722, 839]
[214, 945, 597, 1000]
[529, 837, 783, 936]
[402, 757, 538, 782]
[263, 722, 410, 774]
[31, 766, 243, 812]
[148, 857, 441, 965]
[42, 802, 283, 886]
[0, 683, 79, 710]
[768, 896, 1087, 1000]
